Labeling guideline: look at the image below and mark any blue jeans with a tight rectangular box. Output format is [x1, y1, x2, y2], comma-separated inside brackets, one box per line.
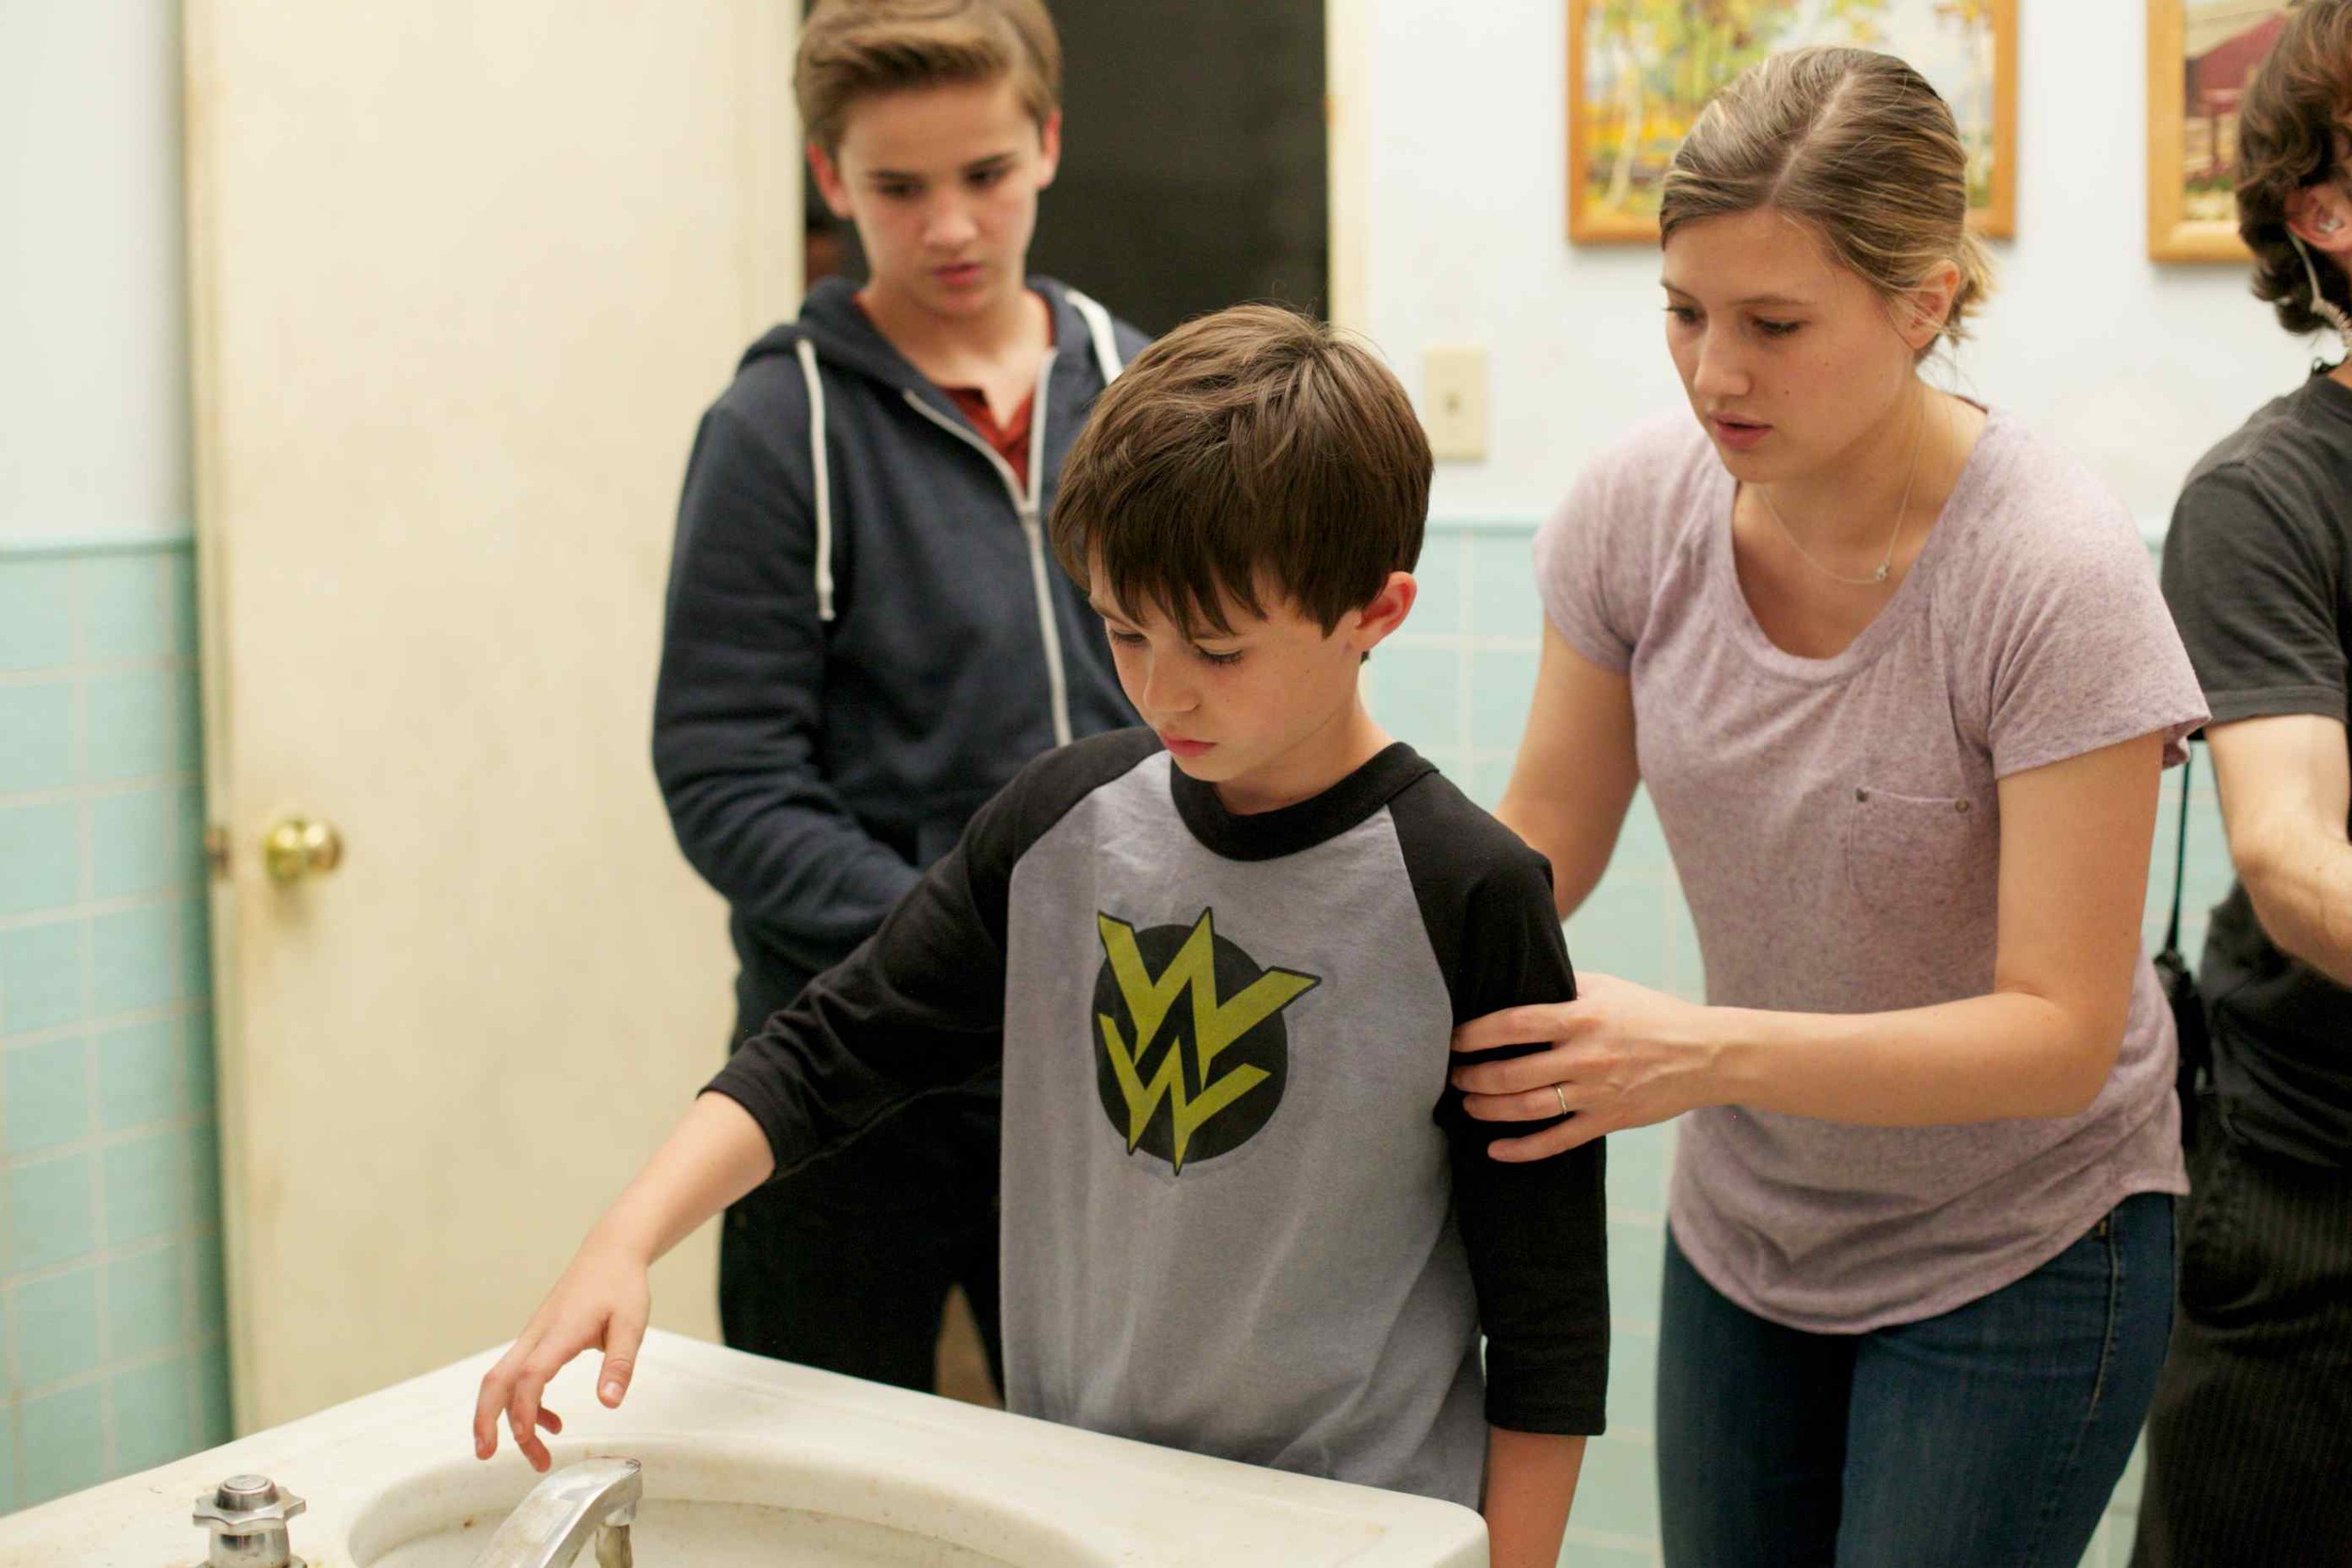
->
[1657, 1193, 2175, 1568]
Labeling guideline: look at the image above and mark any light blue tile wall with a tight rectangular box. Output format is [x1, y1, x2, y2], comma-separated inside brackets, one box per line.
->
[0, 542, 230, 1514]
[1370, 524, 2229, 1567]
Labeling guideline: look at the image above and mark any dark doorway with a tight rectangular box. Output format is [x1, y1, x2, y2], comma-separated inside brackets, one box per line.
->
[803, 0, 1328, 335]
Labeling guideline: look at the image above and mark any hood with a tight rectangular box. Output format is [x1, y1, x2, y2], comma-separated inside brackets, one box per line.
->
[739, 275, 1099, 402]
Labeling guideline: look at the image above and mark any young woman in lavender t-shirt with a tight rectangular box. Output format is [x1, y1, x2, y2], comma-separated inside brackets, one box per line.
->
[1449, 50, 2207, 1568]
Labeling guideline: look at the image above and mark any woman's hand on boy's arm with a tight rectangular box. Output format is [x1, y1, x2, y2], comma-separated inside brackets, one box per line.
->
[472, 1093, 774, 1470]
[1484, 1428, 1585, 1568]
[1452, 972, 1719, 1158]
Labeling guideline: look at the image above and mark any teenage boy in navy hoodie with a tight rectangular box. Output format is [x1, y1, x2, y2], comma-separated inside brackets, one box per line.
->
[482, 307, 1609, 1568]
[651, 0, 1147, 1394]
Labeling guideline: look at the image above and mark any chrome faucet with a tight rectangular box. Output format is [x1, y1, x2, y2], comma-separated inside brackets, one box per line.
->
[469, 1456, 642, 1568]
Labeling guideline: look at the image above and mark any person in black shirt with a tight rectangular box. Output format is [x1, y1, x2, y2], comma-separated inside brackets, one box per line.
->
[2139, 8, 2352, 1563]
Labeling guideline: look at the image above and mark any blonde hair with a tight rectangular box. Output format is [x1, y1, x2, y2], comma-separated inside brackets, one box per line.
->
[797, 0, 1061, 155]
[1660, 47, 1993, 353]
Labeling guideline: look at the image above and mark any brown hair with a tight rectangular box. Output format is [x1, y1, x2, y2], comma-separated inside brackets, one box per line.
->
[1051, 305, 1432, 636]
[2235, 0, 2352, 336]
[1659, 46, 1994, 352]
[797, 0, 1061, 155]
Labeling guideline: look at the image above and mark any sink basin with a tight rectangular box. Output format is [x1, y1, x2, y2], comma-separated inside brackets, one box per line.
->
[369, 1502, 1003, 1567]
[345, 1439, 1111, 1567]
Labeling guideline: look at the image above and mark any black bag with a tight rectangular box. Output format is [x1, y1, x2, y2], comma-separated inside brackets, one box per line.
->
[2155, 746, 2213, 1148]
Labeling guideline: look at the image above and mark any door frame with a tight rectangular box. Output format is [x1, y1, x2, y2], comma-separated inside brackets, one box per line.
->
[1325, 0, 1371, 331]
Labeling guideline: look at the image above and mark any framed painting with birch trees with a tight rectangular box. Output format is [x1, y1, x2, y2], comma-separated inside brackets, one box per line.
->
[1567, 0, 2017, 244]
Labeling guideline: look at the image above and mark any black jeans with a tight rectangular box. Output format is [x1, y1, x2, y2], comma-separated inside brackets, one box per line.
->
[2132, 1111, 2352, 1568]
[718, 1082, 1003, 1394]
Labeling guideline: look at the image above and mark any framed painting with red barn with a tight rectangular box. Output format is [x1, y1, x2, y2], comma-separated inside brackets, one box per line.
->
[2149, 1, 2293, 262]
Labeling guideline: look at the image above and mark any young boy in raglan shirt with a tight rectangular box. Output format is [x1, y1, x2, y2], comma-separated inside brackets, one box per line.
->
[482, 307, 1611, 1566]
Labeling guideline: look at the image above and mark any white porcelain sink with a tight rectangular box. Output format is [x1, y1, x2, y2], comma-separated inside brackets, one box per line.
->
[0, 1330, 1486, 1567]
[345, 1439, 1110, 1567]
[369, 1502, 1004, 1567]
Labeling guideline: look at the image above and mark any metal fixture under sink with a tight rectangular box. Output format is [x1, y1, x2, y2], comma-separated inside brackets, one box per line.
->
[193, 1474, 308, 1566]
[468, 1455, 642, 1568]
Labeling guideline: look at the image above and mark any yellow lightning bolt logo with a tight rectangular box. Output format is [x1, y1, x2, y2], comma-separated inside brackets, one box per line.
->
[1095, 910, 1318, 1173]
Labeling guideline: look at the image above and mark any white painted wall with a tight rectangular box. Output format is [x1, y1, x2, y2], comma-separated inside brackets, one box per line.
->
[0, 0, 191, 544]
[1364, 0, 2319, 530]
[9, 0, 2289, 543]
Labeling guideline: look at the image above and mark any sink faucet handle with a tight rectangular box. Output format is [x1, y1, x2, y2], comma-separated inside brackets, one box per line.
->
[471, 1456, 643, 1568]
[193, 1474, 309, 1566]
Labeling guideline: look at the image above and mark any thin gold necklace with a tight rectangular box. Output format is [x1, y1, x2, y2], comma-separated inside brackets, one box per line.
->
[1756, 395, 1930, 587]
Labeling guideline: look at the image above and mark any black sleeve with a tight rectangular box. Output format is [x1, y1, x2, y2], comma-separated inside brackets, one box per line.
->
[652, 400, 921, 953]
[1391, 778, 1611, 1436]
[706, 731, 1163, 1179]
[2162, 463, 2347, 727]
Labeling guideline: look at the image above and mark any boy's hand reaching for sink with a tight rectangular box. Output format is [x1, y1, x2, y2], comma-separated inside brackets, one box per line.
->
[471, 1093, 777, 1470]
[472, 1235, 652, 1471]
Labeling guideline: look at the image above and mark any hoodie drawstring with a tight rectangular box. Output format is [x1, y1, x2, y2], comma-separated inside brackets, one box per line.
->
[1067, 289, 1124, 388]
[793, 337, 836, 624]
[794, 294, 1121, 633]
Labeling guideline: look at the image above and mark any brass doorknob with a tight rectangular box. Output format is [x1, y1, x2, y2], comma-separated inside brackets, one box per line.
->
[262, 816, 343, 884]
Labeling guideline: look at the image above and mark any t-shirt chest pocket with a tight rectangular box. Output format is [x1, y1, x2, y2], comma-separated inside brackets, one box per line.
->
[1844, 783, 1996, 917]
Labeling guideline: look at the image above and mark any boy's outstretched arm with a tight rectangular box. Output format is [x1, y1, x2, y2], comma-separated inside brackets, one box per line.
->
[1486, 1430, 1588, 1568]
[472, 1093, 773, 1470]
[469, 740, 1132, 1470]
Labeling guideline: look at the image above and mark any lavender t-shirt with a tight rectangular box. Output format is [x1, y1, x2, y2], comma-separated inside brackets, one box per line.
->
[1535, 411, 2209, 1332]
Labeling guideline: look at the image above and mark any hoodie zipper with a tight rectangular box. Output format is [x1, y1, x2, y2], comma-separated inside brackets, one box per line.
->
[900, 356, 1073, 747]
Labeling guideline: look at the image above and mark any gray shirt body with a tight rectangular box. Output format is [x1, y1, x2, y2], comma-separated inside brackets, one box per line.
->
[711, 734, 1609, 1506]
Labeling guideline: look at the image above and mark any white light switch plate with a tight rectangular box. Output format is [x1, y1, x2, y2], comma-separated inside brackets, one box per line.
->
[1422, 344, 1489, 463]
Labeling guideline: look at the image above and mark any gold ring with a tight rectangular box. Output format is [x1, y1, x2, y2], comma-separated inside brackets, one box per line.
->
[1553, 1084, 1570, 1118]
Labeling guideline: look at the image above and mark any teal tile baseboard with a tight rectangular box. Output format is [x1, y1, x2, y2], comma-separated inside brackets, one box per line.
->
[0, 540, 230, 1515]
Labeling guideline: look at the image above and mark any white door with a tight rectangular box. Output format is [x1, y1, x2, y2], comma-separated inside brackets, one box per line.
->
[183, 0, 801, 1432]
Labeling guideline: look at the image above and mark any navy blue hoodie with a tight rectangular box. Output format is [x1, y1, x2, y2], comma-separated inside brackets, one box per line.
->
[654, 276, 1150, 1036]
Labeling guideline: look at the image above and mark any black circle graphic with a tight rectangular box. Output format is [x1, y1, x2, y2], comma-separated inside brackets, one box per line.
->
[1091, 919, 1302, 1171]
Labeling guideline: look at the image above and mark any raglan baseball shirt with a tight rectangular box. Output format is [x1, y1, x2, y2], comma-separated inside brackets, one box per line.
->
[707, 730, 1611, 1508]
